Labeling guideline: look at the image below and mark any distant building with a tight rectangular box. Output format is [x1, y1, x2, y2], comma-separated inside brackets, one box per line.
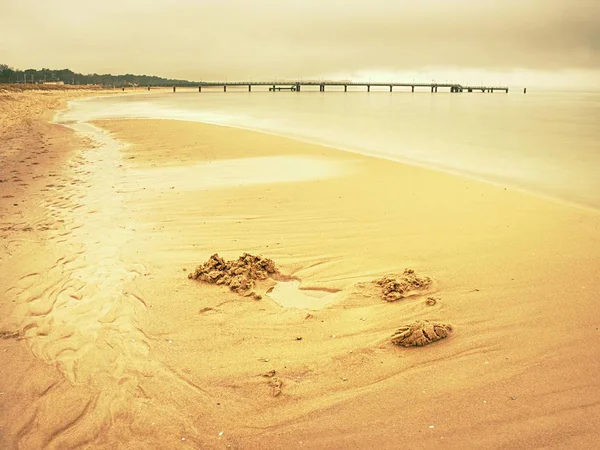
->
[43, 81, 65, 85]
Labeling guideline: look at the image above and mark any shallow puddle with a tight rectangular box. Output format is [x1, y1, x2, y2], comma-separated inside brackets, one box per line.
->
[130, 155, 349, 191]
[267, 280, 344, 310]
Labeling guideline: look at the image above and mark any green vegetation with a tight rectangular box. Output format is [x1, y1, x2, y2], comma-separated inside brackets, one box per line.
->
[0, 64, 198, 87]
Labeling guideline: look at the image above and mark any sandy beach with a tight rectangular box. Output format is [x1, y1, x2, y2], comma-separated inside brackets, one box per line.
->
[1, 91, 600, 449]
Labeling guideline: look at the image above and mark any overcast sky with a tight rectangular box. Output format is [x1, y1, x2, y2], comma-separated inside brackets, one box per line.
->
[1, 0, 599, 86]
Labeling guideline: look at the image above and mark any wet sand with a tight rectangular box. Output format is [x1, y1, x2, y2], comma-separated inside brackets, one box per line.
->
[1, 93, 600, 449]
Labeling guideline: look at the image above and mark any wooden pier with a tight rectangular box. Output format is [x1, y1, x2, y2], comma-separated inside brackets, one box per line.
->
[186, 81, 509, 94]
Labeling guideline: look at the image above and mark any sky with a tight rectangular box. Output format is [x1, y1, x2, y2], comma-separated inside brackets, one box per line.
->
[1, 0, 599, 87]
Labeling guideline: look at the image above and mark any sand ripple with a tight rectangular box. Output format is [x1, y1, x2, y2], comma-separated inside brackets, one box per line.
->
[3, 122, 201, 447]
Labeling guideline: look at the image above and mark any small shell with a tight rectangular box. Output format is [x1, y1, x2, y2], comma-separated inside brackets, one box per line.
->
[391, 320, 452, 347]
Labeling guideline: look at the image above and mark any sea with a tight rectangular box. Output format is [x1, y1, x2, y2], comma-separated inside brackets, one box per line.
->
[57, 87, 600, 211]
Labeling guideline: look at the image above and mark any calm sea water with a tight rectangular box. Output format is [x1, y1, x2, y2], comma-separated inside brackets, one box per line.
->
[58, 89, 600, 210]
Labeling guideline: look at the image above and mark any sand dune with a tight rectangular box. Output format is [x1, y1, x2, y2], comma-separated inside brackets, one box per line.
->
[1, 93, 600, 449]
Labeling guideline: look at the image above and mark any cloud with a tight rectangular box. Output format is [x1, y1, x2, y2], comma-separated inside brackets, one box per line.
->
[1, 0, 599, 81]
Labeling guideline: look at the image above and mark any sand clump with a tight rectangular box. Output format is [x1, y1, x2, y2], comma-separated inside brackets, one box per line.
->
[188, 253, 280, 299]
[375, 269, 432, 301]
[391, 320, 452, 347]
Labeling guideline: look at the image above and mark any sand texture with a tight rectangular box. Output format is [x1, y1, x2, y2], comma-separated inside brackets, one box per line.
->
[1, 93, 600, 449]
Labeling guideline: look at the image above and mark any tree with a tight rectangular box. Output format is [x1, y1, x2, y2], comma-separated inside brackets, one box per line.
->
[0, 64, 199, 87]
[0, 64, 16, 83]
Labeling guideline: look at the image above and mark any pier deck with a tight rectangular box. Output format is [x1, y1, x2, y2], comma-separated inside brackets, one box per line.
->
[185, 81, 509, 93]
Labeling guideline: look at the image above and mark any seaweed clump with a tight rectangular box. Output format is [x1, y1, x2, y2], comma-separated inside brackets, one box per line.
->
[188, 253, 280, 299]
[375, 269, 432, 302]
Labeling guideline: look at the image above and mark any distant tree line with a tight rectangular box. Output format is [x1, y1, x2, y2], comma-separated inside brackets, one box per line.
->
[0, 64, 198, 87]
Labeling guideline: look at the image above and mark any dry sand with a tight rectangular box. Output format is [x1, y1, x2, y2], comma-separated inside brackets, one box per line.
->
[1, 92, 600, 449]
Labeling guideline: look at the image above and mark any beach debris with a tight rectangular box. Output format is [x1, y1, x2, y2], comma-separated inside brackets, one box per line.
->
[295, 336, 303, 341]
[262, 370, 276, 378]
[425, 296, 439, 306]
[391, 320, 452, 347]
[243, 290, 262, 301]
[268, 377, 283, 397]
[375, 269, 432, 302]
[188, 253, 279, 296]
[0, 330, 22, 340]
